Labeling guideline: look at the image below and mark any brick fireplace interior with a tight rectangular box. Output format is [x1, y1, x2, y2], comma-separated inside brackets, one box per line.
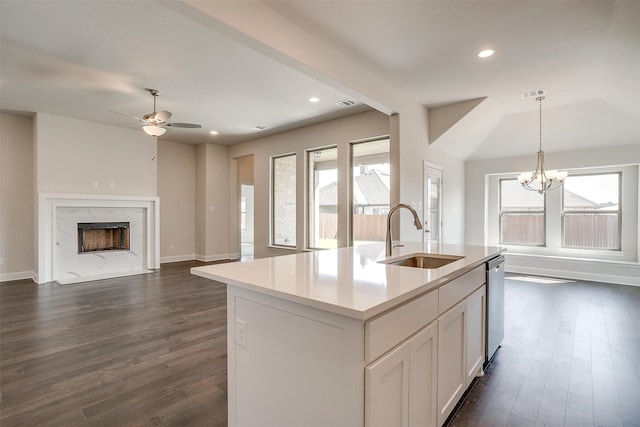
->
[78, 222, 130, 253]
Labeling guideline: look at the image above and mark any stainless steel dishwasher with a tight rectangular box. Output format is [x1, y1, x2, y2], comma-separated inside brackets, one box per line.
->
[486, 255, 505, 363]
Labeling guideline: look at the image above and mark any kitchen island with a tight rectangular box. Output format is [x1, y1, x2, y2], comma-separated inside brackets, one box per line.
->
[191, 243, 504, 427]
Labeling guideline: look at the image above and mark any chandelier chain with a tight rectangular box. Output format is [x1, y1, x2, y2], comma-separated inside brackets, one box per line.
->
[537, 96, 544, 151]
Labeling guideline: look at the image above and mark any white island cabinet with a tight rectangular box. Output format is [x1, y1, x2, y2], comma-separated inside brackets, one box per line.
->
[191, 243, 503, 427]
[435, 265, 486, 425]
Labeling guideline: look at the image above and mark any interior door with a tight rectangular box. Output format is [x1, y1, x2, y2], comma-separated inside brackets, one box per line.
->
[424, 163, 443, 245]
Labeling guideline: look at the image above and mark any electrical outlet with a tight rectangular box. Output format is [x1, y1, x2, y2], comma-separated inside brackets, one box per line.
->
[236, 319, 247, 347]
[0, 257, 4, 265]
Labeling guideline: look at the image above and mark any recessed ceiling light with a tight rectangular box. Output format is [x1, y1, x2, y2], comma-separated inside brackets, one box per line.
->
[210, 130, 218, 135]
[477, 49, 495, 58]
[309, 97, 320, 103]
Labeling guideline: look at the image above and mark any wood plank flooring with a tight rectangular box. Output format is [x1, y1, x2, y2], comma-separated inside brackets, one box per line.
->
[1, 263, 639, 426]
[0, 261, 228, 426]
[449, 275, 640, 427]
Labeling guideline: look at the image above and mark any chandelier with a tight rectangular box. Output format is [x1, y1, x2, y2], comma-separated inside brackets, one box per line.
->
[517, 96, 567, 194]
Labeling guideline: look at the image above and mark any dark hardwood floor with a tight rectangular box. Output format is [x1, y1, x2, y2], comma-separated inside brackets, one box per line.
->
[0, 261, 228, 426]
[449, 275, 640, 427]
[1, 263, 639, 426]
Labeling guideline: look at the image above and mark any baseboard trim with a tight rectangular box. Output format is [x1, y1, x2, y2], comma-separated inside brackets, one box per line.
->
[505, 254, 640, 287]
[160, 254, 197, 264]
[122, 252, 240, 265]
[0, 271, 37, 283]
[195, 253, 239, 263]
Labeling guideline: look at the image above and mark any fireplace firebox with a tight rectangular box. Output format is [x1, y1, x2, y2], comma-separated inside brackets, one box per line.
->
[78, 222, 130, 254]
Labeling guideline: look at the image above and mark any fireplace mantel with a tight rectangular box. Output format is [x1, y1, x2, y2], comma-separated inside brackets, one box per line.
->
[37, 193, 160, 284]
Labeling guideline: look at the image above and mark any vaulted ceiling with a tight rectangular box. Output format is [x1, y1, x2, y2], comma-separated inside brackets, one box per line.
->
[1, 1, 638, 160]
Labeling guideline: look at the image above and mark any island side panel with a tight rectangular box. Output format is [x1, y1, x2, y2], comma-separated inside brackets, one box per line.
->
[227, 285, 365, 427]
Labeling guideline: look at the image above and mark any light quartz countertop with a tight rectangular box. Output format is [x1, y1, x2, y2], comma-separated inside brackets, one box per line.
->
[191, 243, 504, 320]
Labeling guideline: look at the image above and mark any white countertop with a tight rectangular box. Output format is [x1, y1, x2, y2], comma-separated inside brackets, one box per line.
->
[191, 243, 504, 320]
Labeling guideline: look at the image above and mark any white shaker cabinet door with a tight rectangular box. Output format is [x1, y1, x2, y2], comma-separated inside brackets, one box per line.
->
[465, 285, 486, 388]
[365, 339, 411, 427]
[409, 321, 438, 427]
[437, 301, 466, 426]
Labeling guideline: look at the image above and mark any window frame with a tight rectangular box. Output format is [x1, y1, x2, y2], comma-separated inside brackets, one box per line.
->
[349, 137, 391, 246]
[498, 178, 547, 247]
[561, 171, 622, 251]
[271, 153, 297, 248]
[306, 145, 338, 250]
[488, 164, 637, 263]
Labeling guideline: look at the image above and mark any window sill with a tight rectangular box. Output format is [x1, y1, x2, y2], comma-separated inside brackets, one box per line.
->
[505, 251, 638, 266]
[268, 245, 297, 251]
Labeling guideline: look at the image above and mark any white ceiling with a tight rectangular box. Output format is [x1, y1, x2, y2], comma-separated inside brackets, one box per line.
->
[1, 1, 638, 159]
[0, 0, 370, 145]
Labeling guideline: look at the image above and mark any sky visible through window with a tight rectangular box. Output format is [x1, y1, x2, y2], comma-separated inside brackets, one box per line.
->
[564, 174, 619, 205]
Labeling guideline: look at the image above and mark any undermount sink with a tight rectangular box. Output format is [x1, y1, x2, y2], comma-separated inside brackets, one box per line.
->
[380, 253, 465, 269]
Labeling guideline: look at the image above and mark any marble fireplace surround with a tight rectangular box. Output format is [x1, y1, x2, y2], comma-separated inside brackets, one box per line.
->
[38, 193, 160, 284]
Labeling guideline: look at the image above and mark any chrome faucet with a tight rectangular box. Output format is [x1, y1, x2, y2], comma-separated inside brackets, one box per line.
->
[386, 203, 423, 256]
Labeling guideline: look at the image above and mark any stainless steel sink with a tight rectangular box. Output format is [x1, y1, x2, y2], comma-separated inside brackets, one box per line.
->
[380, 253, 465, 269]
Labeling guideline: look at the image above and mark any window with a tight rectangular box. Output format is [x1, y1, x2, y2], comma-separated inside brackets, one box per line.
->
[272, 154, 296, 247]
[351, 139, 390, 246]
[308, 147, 338, 249]
[499, 179, 545, 246]
[562, 173, 621, 250]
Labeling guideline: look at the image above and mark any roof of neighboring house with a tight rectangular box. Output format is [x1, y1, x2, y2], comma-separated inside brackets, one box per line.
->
[563, 191, 601, 209]
[502, 181, 602, 210]
[319, 169, 390, 206]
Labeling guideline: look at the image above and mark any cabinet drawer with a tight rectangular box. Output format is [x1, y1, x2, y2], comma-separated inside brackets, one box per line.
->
[365, 289, 438, 362]
[438, 265, 485, 315]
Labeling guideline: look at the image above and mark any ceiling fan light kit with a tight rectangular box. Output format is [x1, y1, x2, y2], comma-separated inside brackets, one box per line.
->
[143, 125, 166, 136]
[108, 88, 201, 137]
[517, 94, 568, 194]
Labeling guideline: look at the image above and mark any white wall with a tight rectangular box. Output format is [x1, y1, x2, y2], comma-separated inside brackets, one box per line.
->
[424, 147, 466, 245]
[158, 139, 196, 262]
[392, 110, 467, 245]
[0, 113, 34, 280]
[196, 143, 231, 261]
[465, 144, 640, 285]
[1, 113, 165, 280]
[34, 113, 157, 195]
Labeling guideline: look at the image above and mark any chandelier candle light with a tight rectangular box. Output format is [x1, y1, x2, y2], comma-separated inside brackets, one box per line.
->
[517, 96, 567, 194]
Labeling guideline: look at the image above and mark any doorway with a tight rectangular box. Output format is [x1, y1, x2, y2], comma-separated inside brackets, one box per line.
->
[236, 155, 254, 261]
[240, 184, 254, 260]
[424, 162, 443, 245]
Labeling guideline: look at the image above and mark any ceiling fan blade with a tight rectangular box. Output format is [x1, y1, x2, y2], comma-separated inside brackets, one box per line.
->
[107, 109, 145, 123]
[155, 110, 172, 123]
[165, 122, 202, 128]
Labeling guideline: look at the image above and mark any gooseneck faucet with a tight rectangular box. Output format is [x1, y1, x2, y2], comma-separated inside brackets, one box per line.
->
[386, 203, 423, 256]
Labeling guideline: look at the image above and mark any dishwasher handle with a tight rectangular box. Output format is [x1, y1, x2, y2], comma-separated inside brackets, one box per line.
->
[487, 255, 504, 271]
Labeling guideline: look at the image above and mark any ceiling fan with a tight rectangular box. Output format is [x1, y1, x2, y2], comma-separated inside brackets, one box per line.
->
[108, 88, 201, 136]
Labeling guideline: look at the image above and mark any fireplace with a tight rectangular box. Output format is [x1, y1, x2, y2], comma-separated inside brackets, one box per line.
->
[78, 222, 130, 253]
[38, 193, 160, 284]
